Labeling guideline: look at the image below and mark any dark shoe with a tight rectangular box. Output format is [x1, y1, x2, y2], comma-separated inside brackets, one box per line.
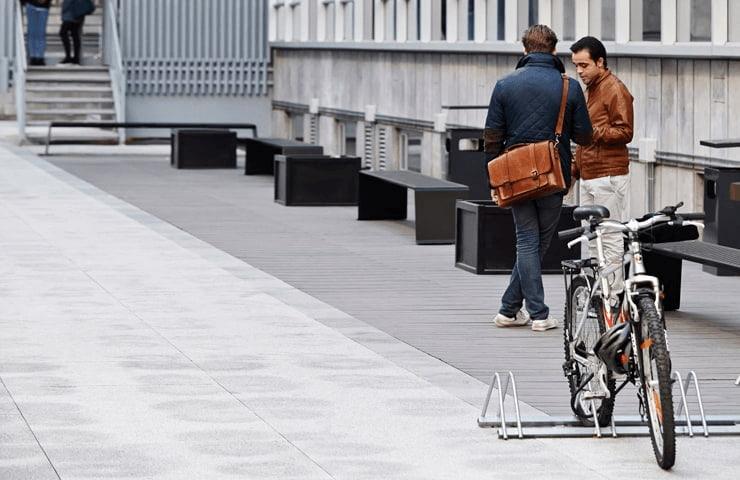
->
[60, 57, 74, 64]
[38, 58, 46, 66]
[29, 58, 40, 66]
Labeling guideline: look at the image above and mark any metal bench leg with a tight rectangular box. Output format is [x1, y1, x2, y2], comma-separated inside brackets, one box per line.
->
[414, 189, 466, 244]
[642, 250, 682, 310]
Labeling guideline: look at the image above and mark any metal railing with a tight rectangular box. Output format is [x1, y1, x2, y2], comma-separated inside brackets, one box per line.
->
[103, 0, 126, 143]
[118, 0, 270, 97]
[14, 1, 26, 140]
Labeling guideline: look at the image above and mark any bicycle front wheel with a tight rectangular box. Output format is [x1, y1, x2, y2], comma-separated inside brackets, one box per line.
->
[636, 295, 676, 470]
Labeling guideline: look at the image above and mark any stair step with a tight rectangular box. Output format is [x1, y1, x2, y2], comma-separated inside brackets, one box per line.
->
[28, 65, 108, 73]
[27, 74, 111, 83]
[27, 97, 114, 104]
[26, 84, 112, 93]
[28, 108, 116, 115]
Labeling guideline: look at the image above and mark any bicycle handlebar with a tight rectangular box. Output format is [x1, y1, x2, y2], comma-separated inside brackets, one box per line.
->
[678, 212, 705, 221]
[556, 203, 704, 248]
[557, 225, 587, 240]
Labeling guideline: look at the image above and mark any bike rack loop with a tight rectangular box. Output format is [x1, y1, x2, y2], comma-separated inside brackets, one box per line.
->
[673, 370, 709, 437]
[478, 370, 523, 439]
[477, 369, 740, 439]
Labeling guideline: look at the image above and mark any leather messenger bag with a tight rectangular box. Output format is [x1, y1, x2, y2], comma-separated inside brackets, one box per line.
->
[487, 75, 569, 208]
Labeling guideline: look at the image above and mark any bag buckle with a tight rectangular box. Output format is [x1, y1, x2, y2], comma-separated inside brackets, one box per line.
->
[531, 169, 539, 179]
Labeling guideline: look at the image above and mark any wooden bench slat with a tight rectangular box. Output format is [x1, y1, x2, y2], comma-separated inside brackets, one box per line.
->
[244, 137, 318, 148]
[360, 170, 469, 191]
[699, 138, 740, 148]
[648, 241, 740, 272]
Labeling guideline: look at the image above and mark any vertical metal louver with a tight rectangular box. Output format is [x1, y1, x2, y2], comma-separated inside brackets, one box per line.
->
[309, 114, 319, 144]
[118, 0, 269, 96]
[377, 126, 387, 170]
[363, 123, 375, 169]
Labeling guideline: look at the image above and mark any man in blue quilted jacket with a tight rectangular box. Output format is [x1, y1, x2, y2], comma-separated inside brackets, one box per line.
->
[484, 25, 592, 332]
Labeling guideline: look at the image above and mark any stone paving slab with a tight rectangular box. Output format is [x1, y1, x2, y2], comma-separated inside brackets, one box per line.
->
[2, 143, 740, 478]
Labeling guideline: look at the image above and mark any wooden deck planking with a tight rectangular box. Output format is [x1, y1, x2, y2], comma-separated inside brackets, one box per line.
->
[49, 156, 740, 417]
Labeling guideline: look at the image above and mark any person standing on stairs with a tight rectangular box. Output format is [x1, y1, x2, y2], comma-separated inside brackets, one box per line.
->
[22, 0, 52, 66]
[59, 0, 95, 65]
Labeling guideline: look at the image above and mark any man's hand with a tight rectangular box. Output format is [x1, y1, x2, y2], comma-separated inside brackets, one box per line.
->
[490, 189, 499, 204]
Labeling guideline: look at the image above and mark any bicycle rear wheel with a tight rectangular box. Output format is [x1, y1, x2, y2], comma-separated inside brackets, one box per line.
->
[636, 295, 676, 470]
[563, 275, 615, 427]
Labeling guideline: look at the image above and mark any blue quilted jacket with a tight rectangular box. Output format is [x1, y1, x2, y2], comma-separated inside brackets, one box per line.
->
[484, 53, 593, 187]
[62, 0, 93, 22]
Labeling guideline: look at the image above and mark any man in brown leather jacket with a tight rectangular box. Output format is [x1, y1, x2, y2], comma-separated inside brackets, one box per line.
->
[571, 36, 634, 305]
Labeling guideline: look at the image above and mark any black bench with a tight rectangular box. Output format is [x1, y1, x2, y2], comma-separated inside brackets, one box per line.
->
[358, 170, 469, 245]
[643, 241, 740, 311]
[44, 121, 258, 155]
[243, 138, 323, 175]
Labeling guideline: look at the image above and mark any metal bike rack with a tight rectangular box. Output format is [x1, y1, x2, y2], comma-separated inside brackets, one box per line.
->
[673, 370, 708, 437]
[477, 370, 523, 439]
[478, 370, 740, 439]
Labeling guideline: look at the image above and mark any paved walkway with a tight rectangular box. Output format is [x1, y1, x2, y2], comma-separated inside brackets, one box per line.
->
[1, 143, 739, 478]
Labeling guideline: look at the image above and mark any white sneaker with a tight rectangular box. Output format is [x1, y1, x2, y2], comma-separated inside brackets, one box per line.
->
[494, 310, 530, 327]
[531, 318, 559, 331]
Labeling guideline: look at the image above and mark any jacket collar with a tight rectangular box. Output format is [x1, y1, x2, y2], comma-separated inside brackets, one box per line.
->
[588, 68, 612, 91]
[516, 52, 566, 73]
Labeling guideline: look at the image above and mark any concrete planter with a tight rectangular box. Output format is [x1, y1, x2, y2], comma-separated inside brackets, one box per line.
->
[274, 155, 362, 206]
[172, 129, 236, 169]
[455, 200, 579, 274]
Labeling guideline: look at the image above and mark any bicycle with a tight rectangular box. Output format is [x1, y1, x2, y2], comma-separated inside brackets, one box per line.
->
[557, 202, 704, 470]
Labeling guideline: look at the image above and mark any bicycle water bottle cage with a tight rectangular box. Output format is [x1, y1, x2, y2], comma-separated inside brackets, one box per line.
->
[573, 205, 611, 221]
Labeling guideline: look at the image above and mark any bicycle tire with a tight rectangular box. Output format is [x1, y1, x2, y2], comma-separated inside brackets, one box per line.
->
[563, 275, 615, 427]
[636, 295, 676, 470]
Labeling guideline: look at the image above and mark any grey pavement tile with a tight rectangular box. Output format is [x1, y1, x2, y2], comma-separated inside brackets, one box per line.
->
[3, 144, 740, 478]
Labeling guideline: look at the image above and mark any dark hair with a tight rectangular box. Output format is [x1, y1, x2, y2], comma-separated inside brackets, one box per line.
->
[570, 36, 608, 67]
[521, 25, 558, 53]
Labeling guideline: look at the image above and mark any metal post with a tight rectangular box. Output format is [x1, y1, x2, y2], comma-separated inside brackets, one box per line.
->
[685, 371, 709, 437]
[673, 370, 694, 437]
[507, 372, 524, 439]
[495, 373, 508, 439]
[591, 400, 602, 438]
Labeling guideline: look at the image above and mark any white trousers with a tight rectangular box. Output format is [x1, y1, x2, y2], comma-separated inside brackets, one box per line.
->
[579, 174, 630, 295]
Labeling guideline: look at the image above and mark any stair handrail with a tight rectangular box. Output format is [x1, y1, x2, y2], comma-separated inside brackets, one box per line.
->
[14, 1, 27, 140]
[103, 0, 126, 142]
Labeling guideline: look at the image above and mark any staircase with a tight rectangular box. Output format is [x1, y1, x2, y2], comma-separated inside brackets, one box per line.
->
[21, 0, 118, 142]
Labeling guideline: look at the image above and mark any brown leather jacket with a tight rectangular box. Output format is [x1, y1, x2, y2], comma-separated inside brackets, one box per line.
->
[573, 69, 634, 180]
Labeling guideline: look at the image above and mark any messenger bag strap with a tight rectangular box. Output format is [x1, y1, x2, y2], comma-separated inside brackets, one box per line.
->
[554, 74, 569, 140]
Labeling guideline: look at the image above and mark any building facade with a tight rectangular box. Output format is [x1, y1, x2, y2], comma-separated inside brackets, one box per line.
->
[269, 0, 740, 215]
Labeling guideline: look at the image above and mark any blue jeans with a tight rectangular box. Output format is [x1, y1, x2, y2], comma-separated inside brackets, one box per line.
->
[499, 193, 563, 320]
[26, 5, 49, 59]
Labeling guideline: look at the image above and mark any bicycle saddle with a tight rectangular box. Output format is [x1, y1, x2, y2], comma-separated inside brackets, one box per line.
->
[573, 205, 610, 221]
